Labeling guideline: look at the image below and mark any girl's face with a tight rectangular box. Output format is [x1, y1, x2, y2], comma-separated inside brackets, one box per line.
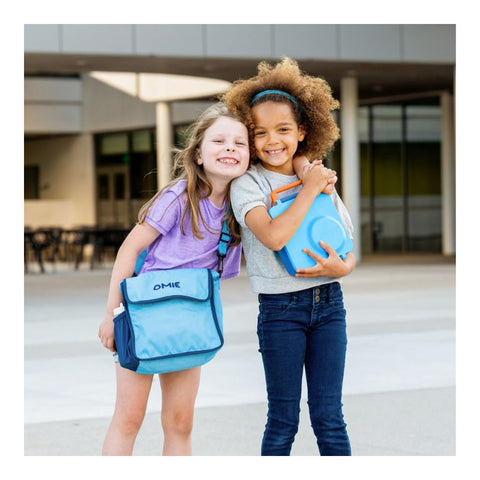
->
[251, 101, 305, 175]
[196, 116, 250, 184]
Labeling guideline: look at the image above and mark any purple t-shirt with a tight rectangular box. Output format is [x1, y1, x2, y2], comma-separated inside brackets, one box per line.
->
[139, 180, 242, 280]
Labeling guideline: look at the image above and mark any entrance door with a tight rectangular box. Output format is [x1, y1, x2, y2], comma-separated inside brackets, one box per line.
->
[97, 165, 130, 227]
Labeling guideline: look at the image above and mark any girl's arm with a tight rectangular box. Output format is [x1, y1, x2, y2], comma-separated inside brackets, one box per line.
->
[293, 155, 337, 195]
[245, 164, 334, 251]
[98, 222, 160, 352]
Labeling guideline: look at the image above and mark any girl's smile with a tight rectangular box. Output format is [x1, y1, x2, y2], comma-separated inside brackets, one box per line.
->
[217, 156, 241, 165]
[251, 101, 305, 175]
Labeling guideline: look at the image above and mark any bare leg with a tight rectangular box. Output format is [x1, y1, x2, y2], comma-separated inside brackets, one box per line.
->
[102, 364, 153, 455]
[159, 366, 201, 456]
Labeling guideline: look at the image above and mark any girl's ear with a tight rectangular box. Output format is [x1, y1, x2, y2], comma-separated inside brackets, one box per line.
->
[298, 125, 306, 142]
[195, 148, 203, 165]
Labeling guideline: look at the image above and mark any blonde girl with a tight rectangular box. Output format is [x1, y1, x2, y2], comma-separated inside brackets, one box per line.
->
[98, 102, 249, 455]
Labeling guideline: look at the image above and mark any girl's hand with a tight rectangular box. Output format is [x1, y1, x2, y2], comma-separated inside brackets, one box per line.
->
[98, 222, 159, 353]
[295, 241, 356, 278]
[302, 163, 336, 196]
[98, 313, 116, 352]
[299, 158, 337, 195]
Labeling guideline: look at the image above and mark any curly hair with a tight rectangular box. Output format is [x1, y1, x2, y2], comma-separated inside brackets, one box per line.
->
[222, 57, 340, 161]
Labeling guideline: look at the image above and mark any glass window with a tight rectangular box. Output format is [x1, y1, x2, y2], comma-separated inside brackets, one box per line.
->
[132, 130, 152, 153]
[114, 173, 126, 200]
[358, 107, 369, 143]
[100, 133, 129, 155]
[406, 106, 441, 142]
[96, 129, 157, 200]
[406, 105, 442, 251]
[98, 174, 109, 200]
[359, 101, 442, 253]
[371, 105, 403, 251]
[372, 105, 402, 142]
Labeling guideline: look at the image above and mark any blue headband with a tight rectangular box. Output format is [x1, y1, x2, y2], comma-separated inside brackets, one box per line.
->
[249, 89, 301, 108]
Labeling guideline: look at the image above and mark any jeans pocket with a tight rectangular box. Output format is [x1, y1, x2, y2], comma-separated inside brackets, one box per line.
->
[328, 282, 345, 308]
[259, 292, 296, 318]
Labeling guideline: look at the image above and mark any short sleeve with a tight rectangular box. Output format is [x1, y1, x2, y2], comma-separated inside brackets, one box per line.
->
[230, 175, 267, 228]
[144, 190, 183, 235]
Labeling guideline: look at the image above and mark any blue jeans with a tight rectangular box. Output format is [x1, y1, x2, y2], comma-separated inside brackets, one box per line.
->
[257, 282, 351, 456]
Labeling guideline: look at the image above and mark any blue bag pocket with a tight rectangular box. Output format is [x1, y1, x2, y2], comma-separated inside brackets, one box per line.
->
[113, 310, 139, 371]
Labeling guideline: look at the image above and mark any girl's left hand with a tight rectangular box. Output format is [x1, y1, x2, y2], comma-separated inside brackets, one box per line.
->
[304, 160, 337, 195]
[295, 241, 354, 278]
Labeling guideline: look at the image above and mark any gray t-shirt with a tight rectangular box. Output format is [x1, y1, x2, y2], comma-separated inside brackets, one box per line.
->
[230, 164, 354, 294]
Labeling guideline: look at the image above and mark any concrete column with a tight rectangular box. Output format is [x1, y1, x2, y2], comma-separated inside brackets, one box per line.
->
[440, 91, 455, 255]
[155, 102, 173, 190]
[340, 76, 361, 262]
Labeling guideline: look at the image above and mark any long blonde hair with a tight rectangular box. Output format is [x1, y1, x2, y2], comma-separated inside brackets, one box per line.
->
[138, 102, 243, 246]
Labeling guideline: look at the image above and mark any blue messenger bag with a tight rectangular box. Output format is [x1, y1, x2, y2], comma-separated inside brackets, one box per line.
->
[268, 180, 353, 276]
[113, 220, 231, 375]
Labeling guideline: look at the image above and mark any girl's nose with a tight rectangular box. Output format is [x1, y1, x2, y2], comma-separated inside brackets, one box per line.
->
[225, 145, 235, 151]
[266, 133, 278, 144]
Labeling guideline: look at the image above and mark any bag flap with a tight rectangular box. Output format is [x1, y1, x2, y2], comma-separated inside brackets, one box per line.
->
[121, 268, 217, 304]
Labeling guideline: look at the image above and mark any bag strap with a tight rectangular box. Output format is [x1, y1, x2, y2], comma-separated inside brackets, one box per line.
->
[133, 249, 148, 276]
[216, 217, 231, 278]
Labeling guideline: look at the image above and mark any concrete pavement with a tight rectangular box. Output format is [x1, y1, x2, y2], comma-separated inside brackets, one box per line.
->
[24, 255, 455, 456]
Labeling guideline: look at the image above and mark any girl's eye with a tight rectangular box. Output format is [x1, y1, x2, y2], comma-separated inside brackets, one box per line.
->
[254, 131, 265, 136]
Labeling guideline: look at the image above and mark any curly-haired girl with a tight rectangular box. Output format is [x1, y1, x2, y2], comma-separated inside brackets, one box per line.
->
[223, 58, 356, 456]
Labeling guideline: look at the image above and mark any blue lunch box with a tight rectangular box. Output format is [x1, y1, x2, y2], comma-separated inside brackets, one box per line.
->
[268, 180, 353, 276]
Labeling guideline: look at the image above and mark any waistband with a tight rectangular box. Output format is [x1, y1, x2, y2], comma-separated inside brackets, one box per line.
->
[258, 281, 341, 303]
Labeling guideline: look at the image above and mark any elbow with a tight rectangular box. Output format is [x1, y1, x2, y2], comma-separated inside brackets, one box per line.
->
[269, 238, 287, 252]
[246, 215, 292, 251]
[262, 233, 289, 252]
[346, 252, 356, 273]
[262, 226, 296, 251]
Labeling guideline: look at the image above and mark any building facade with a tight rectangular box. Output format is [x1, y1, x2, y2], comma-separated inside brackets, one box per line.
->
[24, 24, 456, 260]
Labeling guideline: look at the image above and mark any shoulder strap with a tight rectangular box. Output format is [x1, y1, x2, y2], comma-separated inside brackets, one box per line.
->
[216, 217, 231, 277]
[133, 248, 148, 276]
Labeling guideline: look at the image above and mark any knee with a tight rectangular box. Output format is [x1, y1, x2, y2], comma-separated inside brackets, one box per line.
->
[115, 409, 145, 437]
[161, 409, 194, 437]
[309, 395, 346, 431]
[266, 412, 299, 441]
